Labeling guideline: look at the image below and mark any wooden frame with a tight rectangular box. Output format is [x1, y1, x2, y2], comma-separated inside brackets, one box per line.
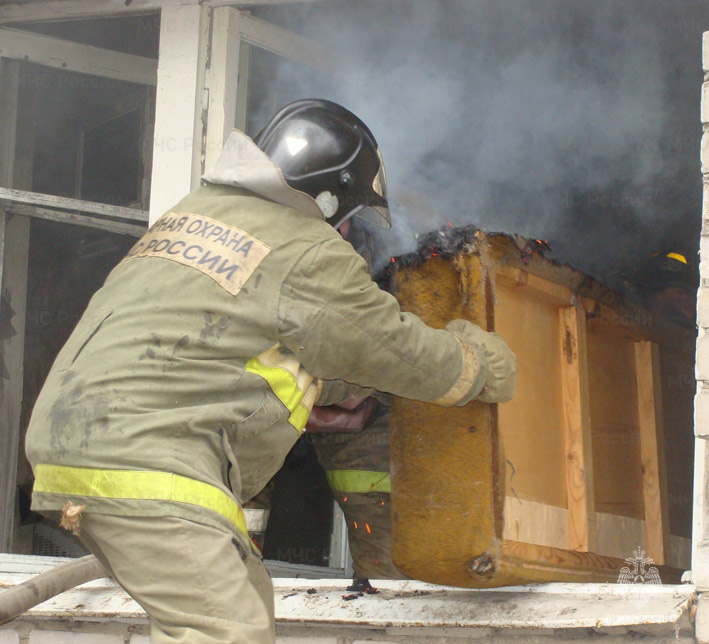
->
[559, 306, 596, 553]
[0, 27, 157, 85]
[496, 265, 675, 566]
[0, 59, 32, 553]
[0, 5, 353, 575]
[390, 235, 687, 587]
[148, 3, 208, 222]
[0, 189, 147, 237]
[203, 7, 340, 173]
[635, 341, 671, 564]
[0, 0, 323, 25]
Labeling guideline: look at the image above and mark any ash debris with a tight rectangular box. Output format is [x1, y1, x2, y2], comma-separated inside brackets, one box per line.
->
[386, 224, 482, 270]
[377, 221, 698, 331]
[376, 223, 553, 274]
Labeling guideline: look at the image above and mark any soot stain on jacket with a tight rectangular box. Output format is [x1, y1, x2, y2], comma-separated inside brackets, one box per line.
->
[200, 312, 230, 345]
[48, 379, 109, 454]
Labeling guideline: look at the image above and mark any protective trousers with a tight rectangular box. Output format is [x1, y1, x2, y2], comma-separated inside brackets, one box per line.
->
[311, 406, 406, 580]
[77, 513, 275, 644]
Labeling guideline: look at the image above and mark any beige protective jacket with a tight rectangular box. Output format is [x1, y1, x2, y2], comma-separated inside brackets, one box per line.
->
[25, 132, 484, 547]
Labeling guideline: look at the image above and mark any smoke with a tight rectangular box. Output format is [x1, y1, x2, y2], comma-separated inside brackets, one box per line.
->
[254, 0, 705, 285]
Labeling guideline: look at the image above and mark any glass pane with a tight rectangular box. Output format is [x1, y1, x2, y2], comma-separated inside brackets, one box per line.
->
[244, 45, 329, 137]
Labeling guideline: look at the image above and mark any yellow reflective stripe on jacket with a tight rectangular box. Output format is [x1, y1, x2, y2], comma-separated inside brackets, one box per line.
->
[33, 464, 248, 538]
[326, 470, 391, 494]
[245, 344, 321, 433]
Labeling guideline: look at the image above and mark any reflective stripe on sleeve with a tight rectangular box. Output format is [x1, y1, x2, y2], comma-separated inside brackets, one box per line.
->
[33, 464, 249, 538]
[326, 470, 391, 494]
[245, 344, 322, 433]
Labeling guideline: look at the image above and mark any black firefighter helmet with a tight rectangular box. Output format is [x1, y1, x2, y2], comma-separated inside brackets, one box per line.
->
[254, 99, 391, 230]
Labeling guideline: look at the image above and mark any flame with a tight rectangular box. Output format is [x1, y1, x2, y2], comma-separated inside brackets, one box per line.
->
[353, 521, 358, 530]
[365, 523, 372, 534]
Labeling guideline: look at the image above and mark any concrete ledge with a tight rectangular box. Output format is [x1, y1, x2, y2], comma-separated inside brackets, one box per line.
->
[0, 555, 698, 642]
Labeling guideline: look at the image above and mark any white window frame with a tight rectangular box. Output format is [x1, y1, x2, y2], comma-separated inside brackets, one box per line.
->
[0, 2, 353, 576]
[203, 7, 339, 174]
[0, 13, 157, 551]
[203, 7, 353, 577]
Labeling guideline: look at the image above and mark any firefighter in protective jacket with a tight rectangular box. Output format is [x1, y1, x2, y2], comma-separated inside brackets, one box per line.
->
[309, 394, 401, 580]
[25, 99, 516, 644]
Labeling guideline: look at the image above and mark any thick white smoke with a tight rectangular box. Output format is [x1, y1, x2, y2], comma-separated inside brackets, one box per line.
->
[253, 0, 705, 285]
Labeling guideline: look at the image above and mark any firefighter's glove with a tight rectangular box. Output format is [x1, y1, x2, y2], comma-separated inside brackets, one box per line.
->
[445, 319, 516, 404]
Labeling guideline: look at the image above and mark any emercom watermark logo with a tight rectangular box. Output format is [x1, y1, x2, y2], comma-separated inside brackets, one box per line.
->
[617, 548, 662, 609]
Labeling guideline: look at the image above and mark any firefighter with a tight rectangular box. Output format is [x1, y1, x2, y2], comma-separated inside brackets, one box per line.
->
[646, 250, 697, 327]
[307, 224, 401, 583]
[24, 99, 516, 644]
[308, 394, 402, 582]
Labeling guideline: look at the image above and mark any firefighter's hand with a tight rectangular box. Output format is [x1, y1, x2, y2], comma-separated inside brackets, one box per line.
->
[446, 319, 516, 403]
[306, 397, 379, 434]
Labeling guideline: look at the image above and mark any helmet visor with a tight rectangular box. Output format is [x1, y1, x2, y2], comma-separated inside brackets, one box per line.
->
[359, 148, 390, 228]
[356, 204, 391, 229]
[372, 148, 388, 200]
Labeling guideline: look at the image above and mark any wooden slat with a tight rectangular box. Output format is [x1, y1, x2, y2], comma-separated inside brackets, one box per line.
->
[0, 213, 30, 553]
[0, 61, 19, 189]
[0, 57, 32, 553]
[237, 12, 339, 74]
[0, 0, 322, 25]
[0, 213, 10, 552]
[0, 0, 169, 23]
[0, 188, 148, 223]
[504, 497, 568, 548]
[497, 266, 659, 344]
[559, 307, 596, 552]
[496, 279, 568, 508]
[2, 202, 146, 237]
[634, 341, 670, 564]
[503, 496, 691, 569]
[501, 540, 683, 584]
[204, 6, 242, 172]
[497, 266, 574, 306]
[149, 3, 207, 224]
[234, 24, 252, 133]
[0, 27, 157, 86]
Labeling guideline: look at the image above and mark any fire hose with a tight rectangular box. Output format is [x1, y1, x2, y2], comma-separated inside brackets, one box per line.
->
[0, 554, 105, 626]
